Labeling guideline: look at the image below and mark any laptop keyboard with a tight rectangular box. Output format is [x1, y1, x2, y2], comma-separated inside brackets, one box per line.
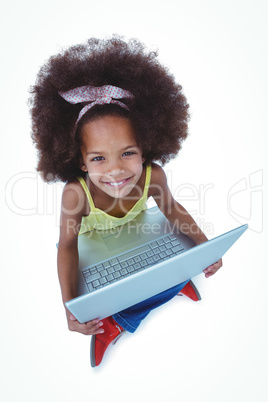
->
[82, 234, 185, 293]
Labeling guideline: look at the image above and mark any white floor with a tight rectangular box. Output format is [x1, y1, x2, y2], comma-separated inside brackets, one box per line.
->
[1, 1, 267, 401]
[2, 224, 267, 402]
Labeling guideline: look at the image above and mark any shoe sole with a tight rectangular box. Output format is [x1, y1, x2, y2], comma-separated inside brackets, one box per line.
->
[189, 280, 202, 301]
[90, 335, 96, 367]
[177, 280, 202, 301]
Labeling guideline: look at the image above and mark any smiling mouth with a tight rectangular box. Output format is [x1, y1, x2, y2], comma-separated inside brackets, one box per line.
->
[104, 177, 131, 187]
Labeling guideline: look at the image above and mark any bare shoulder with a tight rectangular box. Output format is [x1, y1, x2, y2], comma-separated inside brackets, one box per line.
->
[149, 163, 168, 196]
[61, 179, 88, 217]
[59, 180, 88, 245]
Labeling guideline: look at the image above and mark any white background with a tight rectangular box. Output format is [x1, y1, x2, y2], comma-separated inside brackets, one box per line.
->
[1, 0, 267, 401]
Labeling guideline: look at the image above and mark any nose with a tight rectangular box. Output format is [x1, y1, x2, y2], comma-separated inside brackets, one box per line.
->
[106, 161, 125, 177]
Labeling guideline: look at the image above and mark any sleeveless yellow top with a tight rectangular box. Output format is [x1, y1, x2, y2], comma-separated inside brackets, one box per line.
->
[78, 165, 152, 234]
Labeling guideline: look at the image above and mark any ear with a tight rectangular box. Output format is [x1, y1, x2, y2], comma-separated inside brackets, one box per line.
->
[80, 163, 88, 172]
[142, 156, 146, 163]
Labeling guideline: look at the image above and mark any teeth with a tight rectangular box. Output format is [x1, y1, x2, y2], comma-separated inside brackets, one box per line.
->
[109, 180, 125, 186]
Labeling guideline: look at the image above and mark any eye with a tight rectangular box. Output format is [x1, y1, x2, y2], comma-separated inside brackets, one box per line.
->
[91, 156, 105, 162]
[122, 151, 135, 157]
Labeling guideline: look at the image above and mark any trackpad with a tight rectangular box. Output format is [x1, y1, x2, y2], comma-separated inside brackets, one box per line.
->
[101, 228, 141, 251]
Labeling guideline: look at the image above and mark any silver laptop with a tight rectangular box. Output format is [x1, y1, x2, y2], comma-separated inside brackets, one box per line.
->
[65, 206, 248, 323]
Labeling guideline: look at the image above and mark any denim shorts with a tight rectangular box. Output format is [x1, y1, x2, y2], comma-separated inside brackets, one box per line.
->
[112, 280, 189, 333]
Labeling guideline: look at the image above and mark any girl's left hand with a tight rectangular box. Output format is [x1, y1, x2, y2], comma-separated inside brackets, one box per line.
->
[203, 258, 223, 278]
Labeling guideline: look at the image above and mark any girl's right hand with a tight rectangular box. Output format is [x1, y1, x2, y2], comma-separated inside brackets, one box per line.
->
[68, 314, 104, 336]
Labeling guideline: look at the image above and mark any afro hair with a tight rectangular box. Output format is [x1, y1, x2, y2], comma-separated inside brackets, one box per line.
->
[29, 36, 190, 182]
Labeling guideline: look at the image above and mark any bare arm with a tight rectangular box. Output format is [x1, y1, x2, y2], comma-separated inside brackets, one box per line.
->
[57, 181, 104, 334]
[149, 164, 222, 277]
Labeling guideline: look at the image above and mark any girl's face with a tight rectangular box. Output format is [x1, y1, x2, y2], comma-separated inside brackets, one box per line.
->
[80, 115, 144, 199]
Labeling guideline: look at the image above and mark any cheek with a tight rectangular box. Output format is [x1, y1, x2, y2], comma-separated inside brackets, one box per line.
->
[87, 165, 103, 177]
[132, 160, 144, 177]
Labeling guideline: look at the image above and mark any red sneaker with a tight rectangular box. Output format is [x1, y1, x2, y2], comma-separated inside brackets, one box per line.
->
[90, 316, 125, 367]
[178, 280, 201, 301]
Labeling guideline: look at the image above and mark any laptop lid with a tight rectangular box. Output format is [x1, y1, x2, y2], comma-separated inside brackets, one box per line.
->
[65, 207, 248, 323]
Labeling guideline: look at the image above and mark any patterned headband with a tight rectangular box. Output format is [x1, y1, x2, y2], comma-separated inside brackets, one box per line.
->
[58, 85, 134, 125]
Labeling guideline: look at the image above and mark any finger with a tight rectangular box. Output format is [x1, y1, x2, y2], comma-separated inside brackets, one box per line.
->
[92, 327, 105, 335]
[203, 266, 214, 274]
[69, 314, 77, 321]
[205, 265, 220, 277]
[90, 319, 102, 325]
[204, 260, 222, 272]
[204, 269, 214, 278]
[213, 261, 222, 271]
[69, 320, 104, 336]
[86, 320, 104, 333]
[204, 269, 216, 278]
[84, 319, 102, 328]
[206, 261, 219, 269]
[205, 270, 215, 277]
[203, 265, 218, 276]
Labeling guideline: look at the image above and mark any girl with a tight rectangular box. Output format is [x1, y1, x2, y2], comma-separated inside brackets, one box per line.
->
[30, 37, 222, 367]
